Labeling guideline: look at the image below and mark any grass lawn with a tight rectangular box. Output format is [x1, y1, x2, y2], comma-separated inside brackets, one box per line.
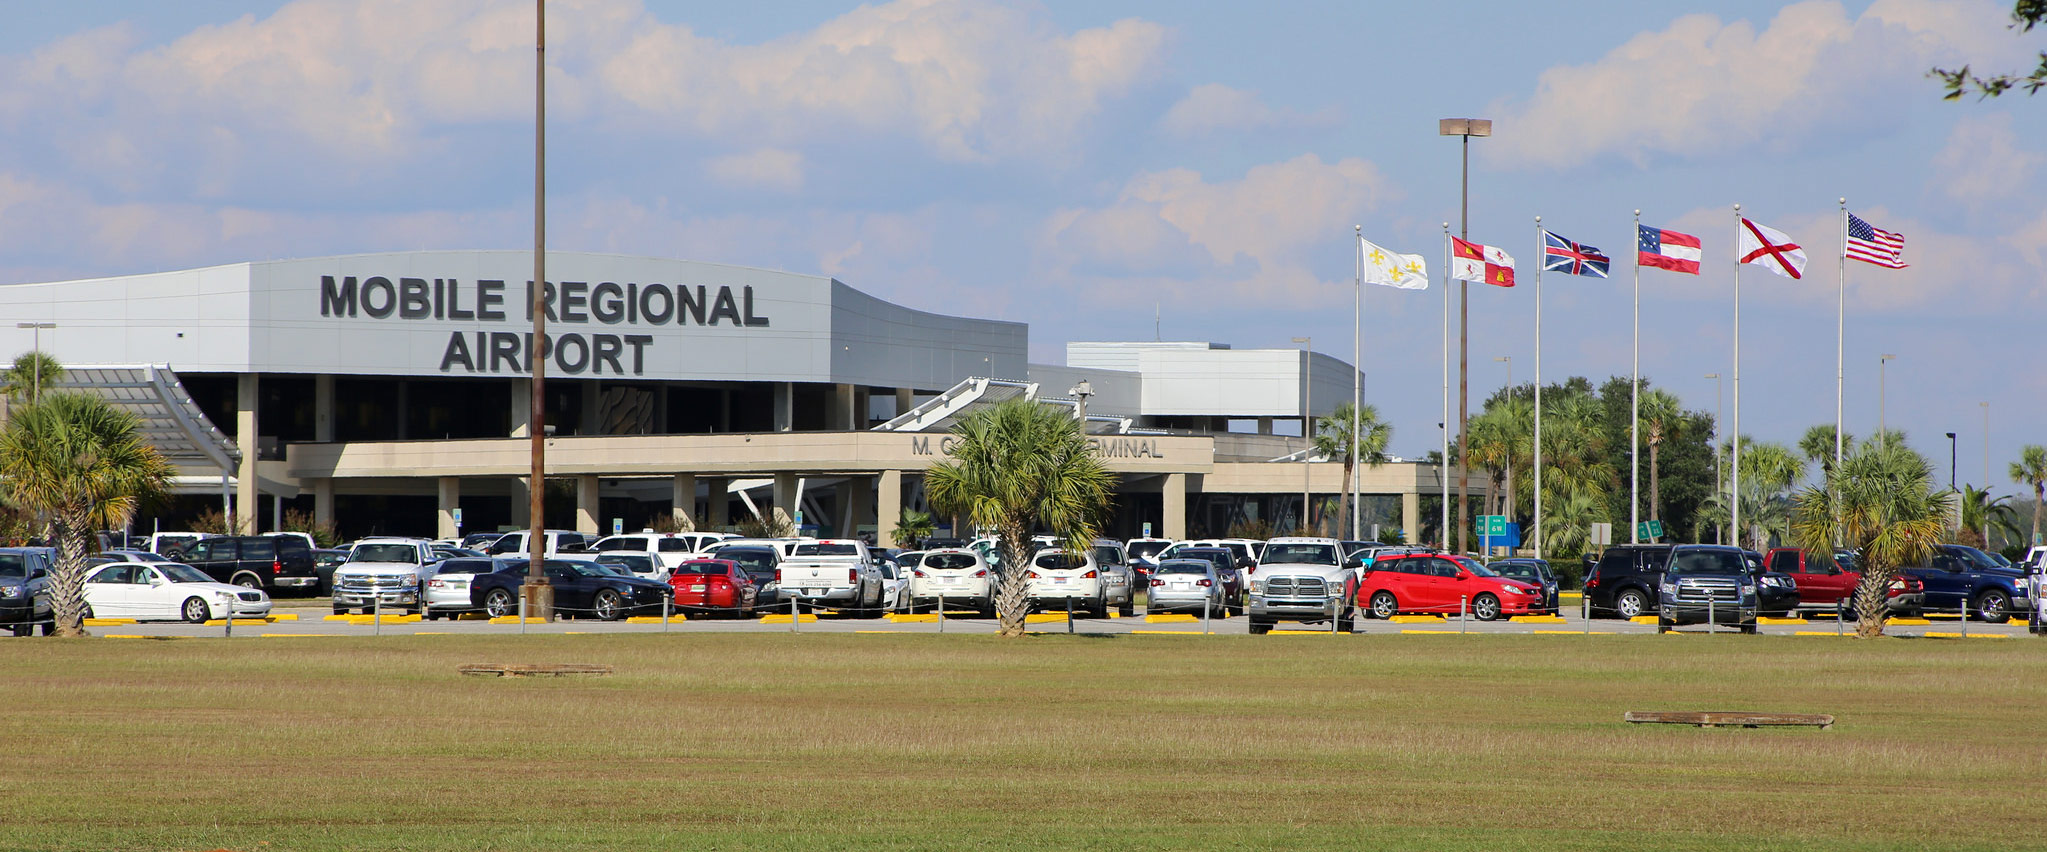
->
[3, 633, 2043, 851]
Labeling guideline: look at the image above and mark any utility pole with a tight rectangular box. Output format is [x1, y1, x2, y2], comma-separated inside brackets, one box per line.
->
[522, 0, 554, 620]
[1440, 118, 1490, 554]
[1293, 337, 1312, 534]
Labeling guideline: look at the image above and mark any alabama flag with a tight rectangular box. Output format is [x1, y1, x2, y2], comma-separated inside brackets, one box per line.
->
[1450, 237, 1515, 287]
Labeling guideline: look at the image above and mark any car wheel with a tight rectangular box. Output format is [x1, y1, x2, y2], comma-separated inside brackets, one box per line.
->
[592, 590, 625, 621]
[1089, 597, 1109, 619]
[483, 588, 515, 618]
[231, 573, 263, 590]
[1975, 590, 2011, 624]
[8, 625, 29, 638]
[182, 596, 212, 624]
[1369, 591, 1398, 620]
[1472, 593, 1501, 622]
[1614, 589, 1647, 620]
[38, 619, 55, 636]
[1248, 617, 1272, 635]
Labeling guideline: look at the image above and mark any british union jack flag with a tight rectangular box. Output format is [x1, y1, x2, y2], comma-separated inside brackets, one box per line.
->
[1542, 230, 1610, 278]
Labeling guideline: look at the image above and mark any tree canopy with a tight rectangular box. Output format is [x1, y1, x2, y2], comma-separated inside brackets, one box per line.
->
[1933, 1, 2047, 98]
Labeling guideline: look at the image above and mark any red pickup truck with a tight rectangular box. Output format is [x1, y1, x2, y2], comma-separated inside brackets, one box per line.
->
[1761, 548, 1924, 617]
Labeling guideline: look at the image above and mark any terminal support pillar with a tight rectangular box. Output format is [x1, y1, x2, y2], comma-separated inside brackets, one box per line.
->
[1163, 473, 1187, 541]
[1256, 417, 1274, 435]
[773, 473, 799, 529]
[314, 374, 334, 442]
[671, 473, 697, 530]
[508, 378, 533, 528]
[878, 470, 903, 548]
[840, 475, 872, 540]
[894, 387, 914, 418]
[235, 374, 259, 534]
[437, 477, 461, 539]
[773, 382, 794, 432]
[575, 474, 600, 534]
[707, 478, 730, 529]
[312, 478, 334, 527]
[832, 384, 856, 430]
[1401, 490, 1420, 547]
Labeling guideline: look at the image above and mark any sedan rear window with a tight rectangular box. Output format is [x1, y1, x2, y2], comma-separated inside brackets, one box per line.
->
[672, 562, 728, 575]
[436, 560, 491, 575]
[1155, 561, 1212, 575]
[923, 554, 978, 571]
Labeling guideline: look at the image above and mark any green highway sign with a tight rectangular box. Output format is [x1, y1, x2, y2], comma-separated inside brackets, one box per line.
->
[1480, 515, 1508, 537]
[1637, 520, 1664, 540]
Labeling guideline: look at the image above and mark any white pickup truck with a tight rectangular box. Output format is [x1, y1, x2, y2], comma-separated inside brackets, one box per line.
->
[331, 537, 436, 615]
[775, 539, 886, 617]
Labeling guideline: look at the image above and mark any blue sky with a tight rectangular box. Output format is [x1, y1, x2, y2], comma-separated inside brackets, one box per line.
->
[1, 0, 2041, 494]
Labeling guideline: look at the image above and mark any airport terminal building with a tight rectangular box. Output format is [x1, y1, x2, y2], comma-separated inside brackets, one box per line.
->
[0, 251, 1455, 544]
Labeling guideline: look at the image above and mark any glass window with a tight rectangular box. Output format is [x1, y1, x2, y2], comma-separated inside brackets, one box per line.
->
[159, 565, 211, 583]
[1155, 561, 1211, 576]
[90, 565, 135, 584]
[658, 539, 689, 552]
[243, 540, 274, 561]
[487, 536, 519, 555]
[1090, 546, 1124, 566]
[1128, 541, 1169, 560]
[0, 553, 23, 579]
[792, 543, 861, 556]
[1034, 553, 1085, 570]
[1491, 563, 1535, 581]
[924, 554, 978, 571]
[1429, 559, 1460, 578]
[1669, 550, 1746, 575]
[353, 544, 422, 564]
[1769, 551, 1799, 573]
[437, 560, 488, 575]
[672, 562, 725, 575]
[1261, 544, 1338, 565]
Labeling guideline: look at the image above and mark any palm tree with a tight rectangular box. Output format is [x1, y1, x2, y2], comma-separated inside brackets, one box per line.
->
[892, 508, 935, 549]
[1953, 485, 2020, 550]
[2011, 445, 2047, 549]
[0, 393, 173, 636]
[1792, 440, 1951, 638]
[1721, 437, 1804, 549]
[924, 398, 1115, 637]
[1798, 423, 1854, 483]
[1637, 389, 1682, 524]
[1, 351, 63, 402]
[1312, 402, 1391, 539]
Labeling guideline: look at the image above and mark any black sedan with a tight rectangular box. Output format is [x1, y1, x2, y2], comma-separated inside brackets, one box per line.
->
[469, 559, 670, 620]
[1487, 558, 1560, 615]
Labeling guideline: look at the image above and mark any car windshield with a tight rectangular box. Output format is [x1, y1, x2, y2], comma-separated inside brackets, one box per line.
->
[0, 554, 23, 579]
[599, 555, 653, 572]
[158, 564, 212, 583]
[792, 543, 860, 556]
[1669, 550, 1746, 575]
[1090, 546, 1123, 566]
[1452, 557, 1498, 577]
[1155, 561, 1211, 575]
[1128, 541, 1168, 560]
[925, 554, 977, 571]
[1950, 546, 2004, 571]
[353, 544, 420, 563]
[1261, 544, 1337, 565]
[719, 550, 776, 573]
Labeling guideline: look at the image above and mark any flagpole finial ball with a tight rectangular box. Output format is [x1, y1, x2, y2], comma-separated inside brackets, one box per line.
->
[1733, 203, 1741, 211]
[1355, 224, 1361, 233]
[1839, 197, 1846, 205]
[1633, 209, 1640, 216]
[1534, 215, 1541, 223]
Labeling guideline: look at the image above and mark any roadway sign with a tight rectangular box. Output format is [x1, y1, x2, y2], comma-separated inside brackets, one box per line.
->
[1590, 522, 1612, 546]
[451, 508, 463, 529]
[1637, 520, 1664, 540]
[612, 517, 623, 536]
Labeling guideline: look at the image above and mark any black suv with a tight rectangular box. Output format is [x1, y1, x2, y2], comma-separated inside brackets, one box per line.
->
[1583, 544, 1673, 619]
[0, 547, 55, 636]
[174, 535, 320, 595]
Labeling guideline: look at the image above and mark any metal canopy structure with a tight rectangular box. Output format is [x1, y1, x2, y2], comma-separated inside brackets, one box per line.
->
[50, 365, 239, 472]
[873, 376, 1159, 435]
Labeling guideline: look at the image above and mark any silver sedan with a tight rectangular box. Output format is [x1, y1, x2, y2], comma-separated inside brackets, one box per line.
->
[1145, 559, 1228, 615]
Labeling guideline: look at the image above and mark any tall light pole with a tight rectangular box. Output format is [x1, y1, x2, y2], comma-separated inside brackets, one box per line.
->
[1705, 372, 1722, 544]
[1946, 432, 1957, 489]
[1293, 337, 1312, 535]
[1878, 353, 1896, 446]
[1494, 356, 1511, 393]
[523, 0, 553, 620]
[1982, 401, 1991, 544]
[1440, 117, 1490, 555]
[14, 322, 55, 403]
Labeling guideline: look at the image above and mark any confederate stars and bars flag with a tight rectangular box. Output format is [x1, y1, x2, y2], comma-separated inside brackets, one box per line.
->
[1541, 230, 1610, 278]
[1738, 218, 1808, 279]
[1845, 213, 1907, 269]
[1637, 225, 1702, 274]
[1450, 237, 1516, 287]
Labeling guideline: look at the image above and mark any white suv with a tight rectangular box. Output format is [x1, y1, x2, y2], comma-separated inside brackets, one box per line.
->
[909, 549, 995, 616]
[1246, 536, 1356, 635]
[1025, 548, 1129, 618]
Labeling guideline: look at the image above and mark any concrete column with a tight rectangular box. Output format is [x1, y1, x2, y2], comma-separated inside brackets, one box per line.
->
[311, 478, 334, 527]
[1401, 490, 1421, 547]
[840, 476, 872, 540]
[671, 473, 697, 530]
[575, 474, 600, 534]
[773, 472, 799, 527]
[895, 387, 914, 418]
[1256, 417, 1274, 435]
[235, 374, 259, 534]
[877, 470, 903, 548]
[1163, 473, 1187, 541]
[509, 478, 530, 527]
[707, 478, 730, 529]
[508, 378, 532, 437]
[314, 374, 335, 442]
[395, 380, 409, 440]
[581, 380, 602, 435]
[773, 382, 794, 432]
[854, 387, 871, 429]
[437, 476, 461, 539]
[831, 383, 855, 430]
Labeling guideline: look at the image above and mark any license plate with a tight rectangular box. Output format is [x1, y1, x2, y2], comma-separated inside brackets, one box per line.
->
[805, 588, 820, 595]
[1055, 578, 1068, 584]
[1171, 583, 1190, 591]
[689, 585, 705, 592]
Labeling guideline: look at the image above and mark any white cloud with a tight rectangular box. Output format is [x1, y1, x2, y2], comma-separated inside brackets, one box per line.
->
[704, 149, 806, 192]
[1932, 112, 2039, 205]
[1488, 0, 2031, 168]
[1158, 84, 1339, 137]
[1041, 154, 1395, 303]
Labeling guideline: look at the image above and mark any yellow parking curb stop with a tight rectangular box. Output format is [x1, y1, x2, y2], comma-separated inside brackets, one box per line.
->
[83, 618, 135, 626]
[1144, 613, 1197, 623]
[1888, 618, 1932, 625]
[1389, 615, 1446, 623]
[1509, 615, 1567, 623]
[269, 613, 299, 621]
[885, 614, 940, 622]
[203, 618, 274, 626]
[1758, 617, 1808, 625]
[758, 613, 817, 624]
[625, 615, 685, 624]
[488, 616, 551, 624]
[1630, 615, 1660, 625]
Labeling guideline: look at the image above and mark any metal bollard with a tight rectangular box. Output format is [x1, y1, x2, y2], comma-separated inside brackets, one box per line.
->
[1960, 599, 1967, 638]
[1583, 594, 1591, 635]
[1836, 600, 1845, 636]
[1707, 595, 1714, 635]
[662, 594, 671, 632]
[1202, 596, 1211, 635]
[1459, 596, 1468, 634]
[374, 593, 383, 636]
[518, 593, 527, 635]
[220, 593, 233, 638]
[790, 595, 799, 633]
[1066, 597, 1074, 634]
[937, 592, 945, 634]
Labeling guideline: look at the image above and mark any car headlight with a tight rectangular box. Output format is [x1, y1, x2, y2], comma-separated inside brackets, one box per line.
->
[1740, 584, 1756, 596]
[1659, 582, 1676, 596]
[1248, 580, 1265, 594]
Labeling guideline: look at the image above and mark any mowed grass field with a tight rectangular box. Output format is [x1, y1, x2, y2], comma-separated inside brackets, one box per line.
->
[3, 633, 2043, 851]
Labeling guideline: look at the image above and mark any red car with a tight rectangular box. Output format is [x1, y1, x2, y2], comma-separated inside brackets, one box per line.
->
[1355, 552, 1544, 621]
[668, 559, 758, 617]
[1761, 548, 1925, 616]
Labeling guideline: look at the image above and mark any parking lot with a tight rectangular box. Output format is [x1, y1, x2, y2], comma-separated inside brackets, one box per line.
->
[65, 594, 2042, 640]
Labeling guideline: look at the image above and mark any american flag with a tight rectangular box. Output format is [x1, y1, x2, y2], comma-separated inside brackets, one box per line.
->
[1845, 213, 1906, 269]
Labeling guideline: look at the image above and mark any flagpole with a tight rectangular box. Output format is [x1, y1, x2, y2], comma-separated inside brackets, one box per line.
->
[1441, 223, 1452, 549]
[1835, 198, 1847, 542]
[1631, 210, 1641, 544]
[1533, 216, 1544, 559]
[1352, 225, 1362, 541]
[1731, 203, 1743, 550]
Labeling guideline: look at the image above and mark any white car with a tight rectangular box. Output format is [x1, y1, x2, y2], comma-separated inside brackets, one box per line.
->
[423, 556, 509, 618]
[593, 533, 705, 571]
[1025, 548, 1131, 618]
[82, 561, 272, 623]
[877, 560, 912, 613]
[908, 548, 994, 616]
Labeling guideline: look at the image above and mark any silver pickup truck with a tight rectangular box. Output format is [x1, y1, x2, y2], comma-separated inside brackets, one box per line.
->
[331, 538, 435, 615]
[775, 539, 886, 617]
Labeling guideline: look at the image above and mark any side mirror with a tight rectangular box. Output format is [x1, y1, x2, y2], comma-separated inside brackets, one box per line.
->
[1456, 569, 1472, 580]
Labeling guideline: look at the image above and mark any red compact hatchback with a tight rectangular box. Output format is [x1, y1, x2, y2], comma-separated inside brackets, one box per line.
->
[1355, 553, 1544, 620]
[668, 559, 758, 617]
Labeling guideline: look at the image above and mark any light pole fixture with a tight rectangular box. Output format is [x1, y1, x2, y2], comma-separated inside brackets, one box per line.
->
[1067, 380, 1093, 430]
[1494, 355, 1511, 392]
[14, 322, 55, 403]
[1878, 353, 1896, 446]
[1946, 432, 1957, 489]
[1293, 336, 1312, 535]
[1440, 117, 1490, 555]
